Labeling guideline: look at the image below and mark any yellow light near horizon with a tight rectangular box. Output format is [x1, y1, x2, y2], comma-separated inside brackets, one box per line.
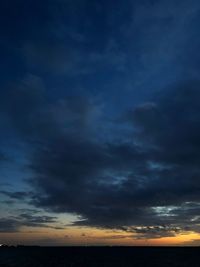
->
[1, 226, 200, 246]
[136, 232, 200, 246]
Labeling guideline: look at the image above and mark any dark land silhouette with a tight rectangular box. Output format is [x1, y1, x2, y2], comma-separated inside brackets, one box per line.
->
[0, 246, 199, 267]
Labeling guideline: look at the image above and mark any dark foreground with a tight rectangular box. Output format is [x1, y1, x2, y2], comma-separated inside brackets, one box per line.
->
[0, 247, 199, 267]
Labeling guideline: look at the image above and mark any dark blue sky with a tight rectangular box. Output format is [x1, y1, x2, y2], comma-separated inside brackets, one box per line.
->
[1, 0, 200, 245]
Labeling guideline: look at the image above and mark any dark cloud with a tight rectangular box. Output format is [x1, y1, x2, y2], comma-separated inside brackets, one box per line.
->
[0, 190, 32, 200]
[0, 152, 10, 164]
[2, 74, 200, 238]
[0, 212, 63, 233]
[0, 152, 8, 161]
[121, 225, 181, 239]
[26, 80, 200, 237]
[18, 213, 58, 228]
[0, 218, 20, 233]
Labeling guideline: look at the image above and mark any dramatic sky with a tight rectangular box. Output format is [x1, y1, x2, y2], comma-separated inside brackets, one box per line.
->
[1, 0, 200, 246]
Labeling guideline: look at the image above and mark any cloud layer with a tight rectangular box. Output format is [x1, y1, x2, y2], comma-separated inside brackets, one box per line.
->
[1, 76, 200, 238]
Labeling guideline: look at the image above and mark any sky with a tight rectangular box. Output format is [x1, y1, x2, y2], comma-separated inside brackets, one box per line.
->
[1, 0, 200, 246]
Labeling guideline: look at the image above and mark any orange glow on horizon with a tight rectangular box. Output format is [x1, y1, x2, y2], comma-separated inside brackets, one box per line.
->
[1, 226, 200, 246]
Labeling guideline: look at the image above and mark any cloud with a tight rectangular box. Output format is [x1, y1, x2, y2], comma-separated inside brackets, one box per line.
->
[22, 37, 127, 76]
[0, 218, 20, 233]
[0, 190, 32, 200]
[0, 152, 9, 163]
[119, 225, 181, 239]
[2, 74, 200, 238]
[27, 80, 200, 235]
[30, 80, 200, 237]
[0, 212, 63, 233]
